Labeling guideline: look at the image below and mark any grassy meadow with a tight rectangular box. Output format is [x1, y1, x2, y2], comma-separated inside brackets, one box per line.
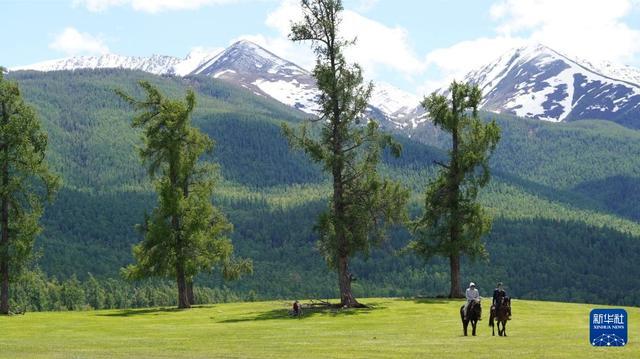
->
[0, 298, 638, 358]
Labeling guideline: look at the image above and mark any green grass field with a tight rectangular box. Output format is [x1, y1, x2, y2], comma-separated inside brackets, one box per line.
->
[1, 298, 637, 358]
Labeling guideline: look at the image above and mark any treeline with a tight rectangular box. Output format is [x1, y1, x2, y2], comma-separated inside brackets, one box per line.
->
[10, 270, 252, 312]
[30, 214, 640, 310]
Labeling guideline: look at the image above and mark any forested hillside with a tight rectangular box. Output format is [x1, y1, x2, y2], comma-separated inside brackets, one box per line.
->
[7, 69, 640, 307]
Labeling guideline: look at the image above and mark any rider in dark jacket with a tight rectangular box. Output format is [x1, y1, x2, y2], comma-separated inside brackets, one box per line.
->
[492, 282, 506, 311]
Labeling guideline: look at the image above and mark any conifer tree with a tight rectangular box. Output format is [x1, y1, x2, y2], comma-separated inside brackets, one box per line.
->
[0, 68, 60, 314]
[411, 81, 500, 298]
[283, 0, 408, 307]
[118, 81, 251, 309]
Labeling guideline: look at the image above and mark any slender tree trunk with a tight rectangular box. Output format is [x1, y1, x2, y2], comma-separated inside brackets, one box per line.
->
[338, 254, 358, 307]
[186, 279, 195, 305]
[329, 37, 361, 308]
[449, 254, 463, 298]
[448, 119, 463, 299]
[170, 164, 190, 309]
[176, 262, 190, 309]
[333, 132, 360, 307]
[334, 175, 358, 307]
[333, 164, 354, 306]
[0, 103, 9, 315]
[173, 215, 189, 309]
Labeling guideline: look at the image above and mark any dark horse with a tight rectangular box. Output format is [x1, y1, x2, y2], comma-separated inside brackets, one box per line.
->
[460, 301, 481, 336]
[489, 297, 511, 336]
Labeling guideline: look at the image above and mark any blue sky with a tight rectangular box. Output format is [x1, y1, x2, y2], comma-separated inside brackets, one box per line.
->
[3, 0, 640, 95]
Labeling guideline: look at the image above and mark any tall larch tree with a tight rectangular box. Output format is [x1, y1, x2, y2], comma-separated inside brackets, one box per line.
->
[410, 81, 501, 298]
[283, 0, 409, 308]
[0, 67, 60, 315]
[118, 81, 251, 309]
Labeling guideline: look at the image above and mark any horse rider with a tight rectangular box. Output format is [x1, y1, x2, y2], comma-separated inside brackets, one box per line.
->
[492, 282, 506, 309]
[492, 282, 510, 318]
[464, 282, 481, 320]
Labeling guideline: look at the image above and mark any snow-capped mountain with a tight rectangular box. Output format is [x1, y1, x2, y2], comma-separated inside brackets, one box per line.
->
[11, 48, 220, 77]
[14, 40, 640, 130]
[191, 40, 421, 126]
[462, 44, 640, 127]
[12, 40, 420, 127]
[11, 54, 182, 75]
[192, 40, 320, 114]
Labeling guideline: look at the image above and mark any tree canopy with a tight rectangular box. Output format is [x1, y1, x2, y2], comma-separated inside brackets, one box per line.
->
[118, 81, 250, 308]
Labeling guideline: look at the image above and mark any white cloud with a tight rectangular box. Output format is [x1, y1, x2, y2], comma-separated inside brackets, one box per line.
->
[420, 37, 525, 94]
[259, 0, 424, 79]
[49, 27, 110, 56]
[421, 0, 640, 94]
[73, 0, 127, 12]
[341, 10, 425, 78]
[356, 0, 380, 12]
[490, 0, 640, 63]
[264, 0, 299, 35]
[74, 0, 246, 13]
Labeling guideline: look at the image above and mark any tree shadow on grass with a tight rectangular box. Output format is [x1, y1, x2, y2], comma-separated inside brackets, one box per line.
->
[96, 306, 212, 317]
[218, 303, 386, 323]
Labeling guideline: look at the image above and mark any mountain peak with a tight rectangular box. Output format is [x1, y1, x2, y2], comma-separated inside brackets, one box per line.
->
[192, 39, 307, 78]
[229, 39, 263, 50]
[463, 43, 640, 125]
[514, 42, 553, 55]
[191, 39, 318, 113]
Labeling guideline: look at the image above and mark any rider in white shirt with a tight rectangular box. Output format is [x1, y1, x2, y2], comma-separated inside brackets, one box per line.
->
[463, 282, 481, 320]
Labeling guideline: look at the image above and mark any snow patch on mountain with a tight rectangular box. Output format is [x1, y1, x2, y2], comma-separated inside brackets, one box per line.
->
[172, 48, 223, 76]
[574, 58, 640, 87]
[253, 79, 319, 114]
[370, 82, 421, 120]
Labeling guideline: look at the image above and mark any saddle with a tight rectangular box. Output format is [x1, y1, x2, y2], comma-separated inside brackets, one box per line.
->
[491, 297, 511, 319]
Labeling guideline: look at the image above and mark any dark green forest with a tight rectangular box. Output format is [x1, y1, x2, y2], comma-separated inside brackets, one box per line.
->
[6, 69, 640, 310]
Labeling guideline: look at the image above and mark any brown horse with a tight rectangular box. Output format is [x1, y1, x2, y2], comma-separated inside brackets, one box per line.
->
[489, 297, 511, 336]
[460, 300, 481, 336]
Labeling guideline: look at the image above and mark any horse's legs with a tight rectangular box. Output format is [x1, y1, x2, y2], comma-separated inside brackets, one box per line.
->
[497, 320, 507, 336]
[490, 311, 495, 336]
[472, 320, 477, 336]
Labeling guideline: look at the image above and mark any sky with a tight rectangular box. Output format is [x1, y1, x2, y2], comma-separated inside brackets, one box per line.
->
[3, 0, 640, 95]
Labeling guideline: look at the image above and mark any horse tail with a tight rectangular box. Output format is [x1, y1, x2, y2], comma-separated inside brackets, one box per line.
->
[489, 311, 494, 327]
